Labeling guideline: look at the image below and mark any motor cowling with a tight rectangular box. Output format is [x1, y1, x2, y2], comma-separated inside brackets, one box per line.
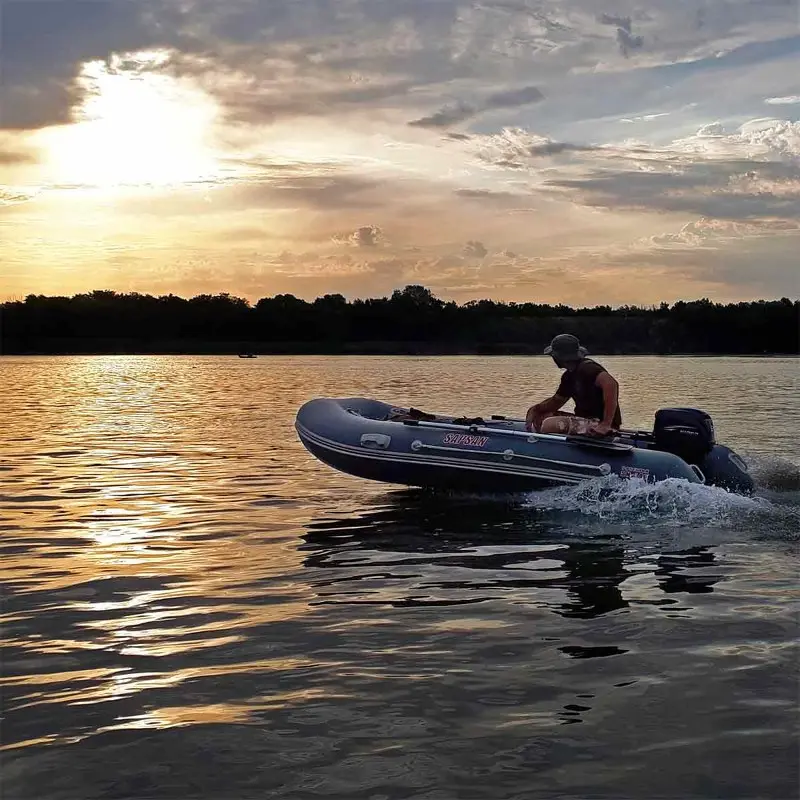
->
[653, 407, 715, 465]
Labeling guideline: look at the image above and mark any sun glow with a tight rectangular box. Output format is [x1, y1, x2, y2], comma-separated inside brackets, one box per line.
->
[36, 50, 221, 188]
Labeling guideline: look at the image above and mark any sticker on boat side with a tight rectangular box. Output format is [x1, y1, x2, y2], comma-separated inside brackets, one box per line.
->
[620, 465, 650, 480]
[442, 433, 489, 447]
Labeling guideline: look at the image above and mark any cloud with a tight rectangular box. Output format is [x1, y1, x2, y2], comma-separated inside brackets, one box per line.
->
[0, 147, 36, 166]
[225, 173, 387, 214]
[616, 28, 645, 58]
[454, 188, 525, 204]
[765, 95, 800, 105]
[619, 112, 670, 123]
[333, 225, 384, 247]
[670, 118, 800, 160]
[530, 119, 800, 224]
[0, 188, 37, 206]
[0, 0, 165, 129]
[647, 217, 800, 248]
[597, 12, 643, 58]
[2, 0, 796, 135]
[409, 85, 544, 128]
[409, 102, 476, 129]
[471, 128, 598, 168]
[463, 240, 488, 258]
[604, 229, 800, 298]
[484, 85, 545, 109]
[549, 162, 800, 220]
[598, 14, 633, 33]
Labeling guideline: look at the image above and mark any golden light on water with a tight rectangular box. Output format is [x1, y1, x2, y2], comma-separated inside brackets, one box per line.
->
[35, 50, 220, 189]
[1, 356, 326, 742]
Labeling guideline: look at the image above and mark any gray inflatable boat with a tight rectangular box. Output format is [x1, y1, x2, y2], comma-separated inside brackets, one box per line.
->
[295, 398, 754, 495]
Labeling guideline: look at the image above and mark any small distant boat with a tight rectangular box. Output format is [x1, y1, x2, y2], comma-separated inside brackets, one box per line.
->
[295, 397, 754, 495]
[238, 353, 258, 359]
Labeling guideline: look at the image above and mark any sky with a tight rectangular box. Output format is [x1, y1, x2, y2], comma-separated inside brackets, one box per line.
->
[1, 0, 799, 306]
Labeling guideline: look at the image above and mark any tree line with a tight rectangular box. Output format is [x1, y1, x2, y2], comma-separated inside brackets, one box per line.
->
[1, 286, 797, 354]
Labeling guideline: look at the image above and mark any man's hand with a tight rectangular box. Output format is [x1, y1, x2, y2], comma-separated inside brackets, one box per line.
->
[525, 406, 542, 432]
[526, 395, 568, 432]
[588, 420, 613, 437]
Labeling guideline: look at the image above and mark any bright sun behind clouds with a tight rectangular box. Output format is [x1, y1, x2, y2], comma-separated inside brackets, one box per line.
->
[35, 50, 221, 189]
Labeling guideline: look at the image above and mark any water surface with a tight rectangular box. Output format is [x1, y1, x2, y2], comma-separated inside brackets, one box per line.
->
[2, 356, 798, 799]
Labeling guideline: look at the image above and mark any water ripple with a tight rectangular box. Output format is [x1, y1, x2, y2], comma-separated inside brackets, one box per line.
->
[1, 355, 798, 799]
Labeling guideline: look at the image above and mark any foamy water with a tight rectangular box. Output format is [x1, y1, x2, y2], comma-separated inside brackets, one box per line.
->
[525, 470, 800, 533]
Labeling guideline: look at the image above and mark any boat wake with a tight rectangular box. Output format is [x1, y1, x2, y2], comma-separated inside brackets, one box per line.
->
[524, 469, 800, 536]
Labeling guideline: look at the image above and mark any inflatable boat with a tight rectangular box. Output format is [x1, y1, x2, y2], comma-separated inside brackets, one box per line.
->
[295, 398, 754, 495]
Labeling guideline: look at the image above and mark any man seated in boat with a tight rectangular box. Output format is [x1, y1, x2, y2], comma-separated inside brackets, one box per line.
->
[525, 334, 622, 437]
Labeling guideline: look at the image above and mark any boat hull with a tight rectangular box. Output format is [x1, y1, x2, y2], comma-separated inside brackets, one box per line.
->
[296, 398, 753, 494]
[298, 424, 590, 493]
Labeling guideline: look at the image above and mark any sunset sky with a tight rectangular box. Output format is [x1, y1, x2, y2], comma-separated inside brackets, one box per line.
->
[1, 0, 799, 305]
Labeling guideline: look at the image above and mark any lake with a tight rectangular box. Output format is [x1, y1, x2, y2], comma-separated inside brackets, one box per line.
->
[2, 355, 799, 799]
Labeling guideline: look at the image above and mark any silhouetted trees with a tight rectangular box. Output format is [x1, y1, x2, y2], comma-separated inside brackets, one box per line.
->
[1, 286, 797, 354]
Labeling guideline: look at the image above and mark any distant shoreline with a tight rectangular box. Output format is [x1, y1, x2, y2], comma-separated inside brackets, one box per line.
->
[2, 340, 796, 357]
[5, 292, 796, 356]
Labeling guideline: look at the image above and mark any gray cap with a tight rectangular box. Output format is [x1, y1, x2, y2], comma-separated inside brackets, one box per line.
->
[544, 333, 588, 359]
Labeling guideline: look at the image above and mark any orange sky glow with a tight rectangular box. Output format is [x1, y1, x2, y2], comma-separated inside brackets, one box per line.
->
[1, 2, 798, 305]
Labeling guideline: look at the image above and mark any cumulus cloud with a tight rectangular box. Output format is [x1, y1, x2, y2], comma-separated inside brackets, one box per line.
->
[765, 95, 800, 105]
[647, 217, 800, 248]
[513, 118, 800, 224]
[471, 128, 598, 168]
[670, 118, 800, 161]
[463, 240, 488, 258]
[333, 225, 384, 247]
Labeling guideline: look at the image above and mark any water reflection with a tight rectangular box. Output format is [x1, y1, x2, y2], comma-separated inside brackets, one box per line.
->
[300, 492, 722, 618]
[2, 356, 798, 800]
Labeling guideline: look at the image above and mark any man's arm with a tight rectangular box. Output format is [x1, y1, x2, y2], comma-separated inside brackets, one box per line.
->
[589, 372, 619, 435]
[526, 394, 569, 431]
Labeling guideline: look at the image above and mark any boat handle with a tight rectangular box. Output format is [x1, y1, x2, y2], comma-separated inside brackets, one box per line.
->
[410, 441, 610, 475]
[360, 433, 391, 449]
[690, 464, 706, 483]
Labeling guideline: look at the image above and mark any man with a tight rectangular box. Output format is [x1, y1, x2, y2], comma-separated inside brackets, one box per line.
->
[525, 334, 622, 437]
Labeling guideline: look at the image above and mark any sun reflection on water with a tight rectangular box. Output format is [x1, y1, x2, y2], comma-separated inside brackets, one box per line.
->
[2, 356, 322, 745]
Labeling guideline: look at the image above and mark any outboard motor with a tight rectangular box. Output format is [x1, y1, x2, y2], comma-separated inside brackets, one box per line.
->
[653, 407, 753, 494]
[654, 408, 715, 465]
